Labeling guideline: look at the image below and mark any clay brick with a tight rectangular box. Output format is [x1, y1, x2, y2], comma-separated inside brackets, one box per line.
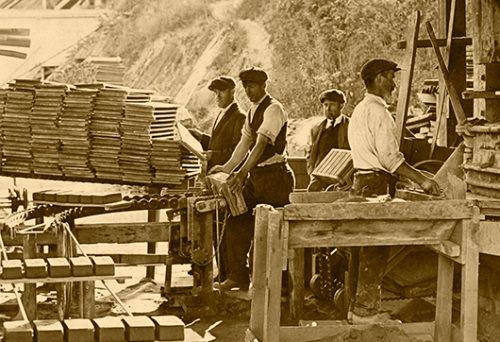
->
[34, 319, 64, 342]
[151, 316, 185, 341]
[90, 256, 115, 276]
[92, 317, 125, 342]
[91, 192, 122, 205]
[47, 258, 72, 278]
[24, 258, 48, 278]
[3, 320, 33, 342]
[122, 316, 155, 342]
[63, 318, 95, 342]
[43, 190, 59, 202]
[69, 257, 94, 277]
[1, 259, 24, 279]
[79, 194, 93, 204]
[67, 192, 81, 204]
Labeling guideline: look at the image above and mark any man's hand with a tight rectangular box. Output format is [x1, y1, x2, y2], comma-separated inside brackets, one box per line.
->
[228, 170, 247, 193]
[420, 178, 441, 196]
[203, 150, 213, 161]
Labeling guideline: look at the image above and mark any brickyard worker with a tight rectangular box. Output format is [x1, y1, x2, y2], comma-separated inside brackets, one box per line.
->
[347, 58, 441, 324]
[306, 89, 350, 191]
[189, 75, 245, 282]
[210, 66, 295, 291]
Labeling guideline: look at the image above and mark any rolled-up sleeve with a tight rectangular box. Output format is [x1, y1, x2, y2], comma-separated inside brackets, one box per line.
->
[256, 103, 286, 144]
[372, 107, 405, 173]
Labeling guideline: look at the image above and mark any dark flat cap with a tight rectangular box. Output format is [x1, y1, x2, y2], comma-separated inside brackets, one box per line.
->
[360, 59, 401, 81]
[208, 76, 236, 91]
[319, 89, 346, 104]
[239, 67, 268, 83]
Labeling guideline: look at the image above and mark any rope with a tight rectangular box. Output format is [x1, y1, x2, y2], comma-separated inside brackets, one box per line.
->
[0, 233, 29, 322]
[60, 221, 133, 317]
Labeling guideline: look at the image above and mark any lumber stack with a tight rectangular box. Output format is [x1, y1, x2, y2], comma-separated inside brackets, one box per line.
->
[311, 148, 353, 185]
[151, 139, 186, 185]
[206, 172, 247, 216]
[59, 88, 98, 178]
[31, 84, 67, 177]
[86, 56, 126, 85]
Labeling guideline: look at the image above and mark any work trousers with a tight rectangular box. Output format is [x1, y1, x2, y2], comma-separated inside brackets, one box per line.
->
[225, 162, 294, 285]
[350, 171, 395, 316]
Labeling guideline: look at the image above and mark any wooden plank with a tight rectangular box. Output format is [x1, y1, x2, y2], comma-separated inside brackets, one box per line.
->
[476, 221, 500, 256]
[279, 322, 435, 342]
[434, 143, 466, 200]
[82, 281, 95, 318]
[462, 90, 500, 99]
[22, 234, 37, 320]
[56, 226, 67, 320]
[435, 254, 454, 342]
[289, 191, 349, 203]
[250, 204, 271, 341]
[176, 121, 205, 160]
[426, 21, 468, 125]
[0, 34, 30, 48]
[288, 248, 304, 321]
[263, 209, 283, 342]
[395, 11, 420, 146]
[284, 200, 474, 221]
[75, 222, 171, 243]
[0, 28, 30, 36]
[396, 37, 471, 49]
[288, 220, 458, 249]
[429, 241, 461, 258]
[146, 208, 160, 279]
[459, 217, 480, 342]
[0, 275, 131, 285]
[0, 49, 27, 59]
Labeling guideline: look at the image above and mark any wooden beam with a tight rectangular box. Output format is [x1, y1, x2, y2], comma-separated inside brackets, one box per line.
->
[0, 49, 27, 59]
[395, 11, 420, 146]
[0, 28, 30, 36]
[0, 275, 130, 285]
[396, 37, 471, 49]
[289, 191, 349, 204]
[284, 200, 474, 221]
[435, 255, 454, 342]
[288, 248, 304, 321]
[462, 90, 500, 99]
[288, 220, 457, 248]
[0, 35, 30, 48]
[75, 222, 171, 244]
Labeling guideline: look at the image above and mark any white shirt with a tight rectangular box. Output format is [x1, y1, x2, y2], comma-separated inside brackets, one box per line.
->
[348, 93, 405, 173]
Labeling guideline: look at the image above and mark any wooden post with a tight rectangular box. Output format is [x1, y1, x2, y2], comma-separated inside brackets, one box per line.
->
[250, 204, 271, 341]
[263, 209, 283, 342]
[288, 248, 304, 321]
[198, 211, 213, 294]
[146, 208, 160, 279]
[434, 254, 454, 342]
[82, 281, 95, 318]
[56, 224, 68, 320]
[22, 234, 37, 320]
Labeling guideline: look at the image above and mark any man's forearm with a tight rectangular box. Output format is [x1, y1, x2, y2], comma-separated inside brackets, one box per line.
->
[224, 137, 252, 172]
[238, 135, 268, 175]
[395, 161, 428, 185]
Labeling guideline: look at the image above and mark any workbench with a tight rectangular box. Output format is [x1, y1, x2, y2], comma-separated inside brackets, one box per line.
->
[247, 194, 489, 342]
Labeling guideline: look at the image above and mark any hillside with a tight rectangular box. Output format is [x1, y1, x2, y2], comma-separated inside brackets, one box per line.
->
[50, 0, 439, 154]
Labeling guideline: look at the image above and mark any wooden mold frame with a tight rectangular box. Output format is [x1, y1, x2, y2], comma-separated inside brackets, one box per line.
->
[247, 198, 482, 342]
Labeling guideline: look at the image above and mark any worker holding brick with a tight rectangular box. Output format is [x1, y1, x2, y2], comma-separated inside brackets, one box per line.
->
[209, 66, 295, 291]
[189, 75, 246, 282]
[347, 58, 441, 324]
[306, 88, 350, 191]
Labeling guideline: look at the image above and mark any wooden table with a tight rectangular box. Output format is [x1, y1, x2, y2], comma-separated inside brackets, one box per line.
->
[248, 197, 482, 342]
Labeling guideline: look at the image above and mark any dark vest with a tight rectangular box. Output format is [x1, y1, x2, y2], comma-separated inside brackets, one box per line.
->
[315, 123, 342, 168]
[248, 95, 287, 164]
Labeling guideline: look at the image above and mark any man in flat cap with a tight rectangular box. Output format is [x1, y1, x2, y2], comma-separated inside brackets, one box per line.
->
[189, 75, 245, 282]
[306, 88, 350, 191]
[346, 59, 441, 324]
[190, 76, 245, 171]
[210, 67, 294, 291]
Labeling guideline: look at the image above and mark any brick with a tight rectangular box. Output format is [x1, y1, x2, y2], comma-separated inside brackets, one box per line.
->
[92, 317, 125, 342]
[1, 259, 24, 279]
[90, 256, 115, 276]
[34, 319, 64, 342]
[151, 316, 185, 341]
[43, 190, 60, 202]
[63, 318, 95, 342]
[91, 192, 122, 205]
[67, 192, 81, 204]
[47, 258, 72, 278]
[24, 258, 48, 278]
[79, 194, 93, 204]
[69, 257, 94, 277]
[3, 320, 33, 342]
[122, 316, 155, 342]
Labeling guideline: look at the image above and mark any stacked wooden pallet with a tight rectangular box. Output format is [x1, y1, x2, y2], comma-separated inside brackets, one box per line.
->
[311, 148, 353, 185]
[86, 56, 126, 85]
[59, 88, 98, 178]
[31, 84, 67, 177]
[89, 87, 128, 181]
[151, 139, 186, 185]
[1, 80, 39, 174]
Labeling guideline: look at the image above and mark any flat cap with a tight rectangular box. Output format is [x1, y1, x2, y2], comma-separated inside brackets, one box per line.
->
[239, 67, 268, 83]
[360, 59, 401, 81]
[208, 76, 236, 91]
[319, 89, 346, 104]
